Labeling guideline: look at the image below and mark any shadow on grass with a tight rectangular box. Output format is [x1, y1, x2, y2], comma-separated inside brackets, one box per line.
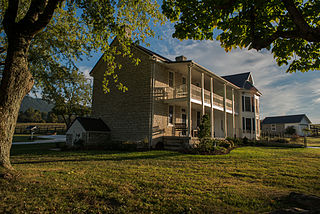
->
[11, 143, 183, 165]
[12, 152, 183, 165]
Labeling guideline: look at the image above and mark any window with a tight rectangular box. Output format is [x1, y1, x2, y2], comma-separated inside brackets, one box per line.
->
[242, 117, 245, 133]
[245, 97, 251, 112]
[246, 118, 251, 133]
[197, 111, 201, 127]
[252, 118, 255, 133]
[271, 124, 276, 131]
[169, 72, 174, 87]
[242, 96, 245, 112]
[251, 97, 255, 112]
[168, 105, 174, 125]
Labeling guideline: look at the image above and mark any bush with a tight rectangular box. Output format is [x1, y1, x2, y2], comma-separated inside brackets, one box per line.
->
[285, 126, 296, 135]
[216, 139, 232, 149]
[196, 138, 215, 153]
[198, 114, 211, 139]
[291, 134, 299, 142]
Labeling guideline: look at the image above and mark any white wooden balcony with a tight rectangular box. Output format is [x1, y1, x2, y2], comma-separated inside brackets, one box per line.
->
[154, 84, 234, 113]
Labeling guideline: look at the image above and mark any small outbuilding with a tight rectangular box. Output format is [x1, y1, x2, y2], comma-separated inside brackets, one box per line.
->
[66, 117, 111, 147]
[261, 114, 312, 136]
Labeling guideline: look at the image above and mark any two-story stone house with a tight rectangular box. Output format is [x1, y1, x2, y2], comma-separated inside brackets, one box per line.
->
[90, 40, 261, 147]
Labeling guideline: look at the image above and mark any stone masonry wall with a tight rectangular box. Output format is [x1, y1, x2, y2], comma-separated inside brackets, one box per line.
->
[91, 41, 152, 142]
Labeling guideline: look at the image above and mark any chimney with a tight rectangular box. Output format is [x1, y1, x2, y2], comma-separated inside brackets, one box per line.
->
[175, 55, 187, 62]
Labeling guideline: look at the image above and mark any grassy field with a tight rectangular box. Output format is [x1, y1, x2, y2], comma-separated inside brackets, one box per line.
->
[1, 144, 319, 213]
[12, 134, 50, 143]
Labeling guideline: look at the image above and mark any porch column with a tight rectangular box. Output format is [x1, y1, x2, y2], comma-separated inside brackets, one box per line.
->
[232, 88, 235, 137]
[210, 77, 214, 138]
[223, 83, 227, 138]
[187, 64, 192, 137]
[201, 73, 205, 116]
[239, 92, 243, 138]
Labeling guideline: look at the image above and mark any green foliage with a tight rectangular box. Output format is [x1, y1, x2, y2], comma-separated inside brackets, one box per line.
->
[0, 0, 165, 93]
[192, 138, 232, 155]
[285, 126, 296, 135]
[162, 0, 320, 73]
[198, 114, 211, 140]
[41, 69, 91, 128]
[18, 108, 45, 123]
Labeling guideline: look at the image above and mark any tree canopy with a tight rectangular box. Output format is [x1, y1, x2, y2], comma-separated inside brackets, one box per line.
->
[0, 0, 164, 172]
[0, 0, 165, 93]
[162, 0, 320, 73]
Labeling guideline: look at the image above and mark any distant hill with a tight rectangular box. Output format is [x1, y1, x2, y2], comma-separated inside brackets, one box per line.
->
[20, 96, 54, 113]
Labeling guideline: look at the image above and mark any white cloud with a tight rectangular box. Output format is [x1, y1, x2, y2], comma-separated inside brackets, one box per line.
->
[79, 66, 93, 80]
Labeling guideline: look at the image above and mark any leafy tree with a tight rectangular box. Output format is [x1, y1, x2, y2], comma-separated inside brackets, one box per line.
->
[17, 108, 44, 122]
[199, 114, 211, 140]
[285, 126, 296, 135]
[47, 111, 58, 123]
[0, 0, 164, 173]
[43, 68, 92, 128]
[162, 0, 320, 73]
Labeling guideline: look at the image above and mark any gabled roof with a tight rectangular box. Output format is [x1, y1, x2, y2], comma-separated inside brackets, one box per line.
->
[222, 72, 260, 94]
[262, 114, 312, 124]
[221, 72, 251, 88]
[136, 45, 172, 62]
[74, 117, 110, 132]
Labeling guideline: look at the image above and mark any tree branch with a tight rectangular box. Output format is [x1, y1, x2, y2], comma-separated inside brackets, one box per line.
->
[2, 0, 19, 36]
[20, 0, 62, 36]
[250, 30, 300, 50]
[19, 0, 47, 28]
[281, 0, 320, 42]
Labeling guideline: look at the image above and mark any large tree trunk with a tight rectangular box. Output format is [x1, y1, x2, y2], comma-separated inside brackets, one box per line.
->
[0, 35, 33, 173]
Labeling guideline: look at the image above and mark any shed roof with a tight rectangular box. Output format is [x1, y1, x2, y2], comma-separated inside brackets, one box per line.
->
[75, 117, 110, 132]
[262, 114, 311, 124]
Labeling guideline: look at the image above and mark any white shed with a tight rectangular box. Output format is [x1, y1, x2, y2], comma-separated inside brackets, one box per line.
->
[66, 117, 110, 147]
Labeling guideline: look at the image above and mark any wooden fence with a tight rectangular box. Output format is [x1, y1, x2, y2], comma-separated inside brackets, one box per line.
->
[15, 123, 67, 134]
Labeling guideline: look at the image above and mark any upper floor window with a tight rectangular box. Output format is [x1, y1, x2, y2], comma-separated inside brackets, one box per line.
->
[245, 97, 251, 112]
[242, 95, 255, 112]
[271, 124, 276, 131]
[169, 72, 174, 87]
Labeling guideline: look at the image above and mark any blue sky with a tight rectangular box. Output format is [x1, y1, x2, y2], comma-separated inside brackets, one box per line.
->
[78, 22, 320, 124]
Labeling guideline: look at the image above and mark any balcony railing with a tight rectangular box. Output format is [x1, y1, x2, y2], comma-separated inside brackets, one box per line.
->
[154, 84, 234, 112]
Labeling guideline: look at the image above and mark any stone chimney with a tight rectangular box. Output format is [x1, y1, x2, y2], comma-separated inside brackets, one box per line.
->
[175, 55, 187, 62]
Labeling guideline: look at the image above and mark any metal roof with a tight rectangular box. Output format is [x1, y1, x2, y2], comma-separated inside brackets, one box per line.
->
[262, 114, 311, 124]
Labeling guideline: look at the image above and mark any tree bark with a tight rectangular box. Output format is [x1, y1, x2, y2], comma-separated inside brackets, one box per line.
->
[0, 35, 33, 173]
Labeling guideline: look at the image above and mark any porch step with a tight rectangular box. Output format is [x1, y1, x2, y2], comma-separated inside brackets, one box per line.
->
[162, 136, 191, 151]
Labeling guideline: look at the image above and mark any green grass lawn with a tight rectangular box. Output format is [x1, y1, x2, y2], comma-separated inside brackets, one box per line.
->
[1, 144, 319, 213]
[12, 134, 50, 142]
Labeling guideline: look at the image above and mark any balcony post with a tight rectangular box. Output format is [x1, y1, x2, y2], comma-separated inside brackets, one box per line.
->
[210, 77, 214, 138]
[232, 88, 235, 137]
[187, 64, 192, 137]
[201, 73, 205, 116]
[223, 83, 227, 138]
